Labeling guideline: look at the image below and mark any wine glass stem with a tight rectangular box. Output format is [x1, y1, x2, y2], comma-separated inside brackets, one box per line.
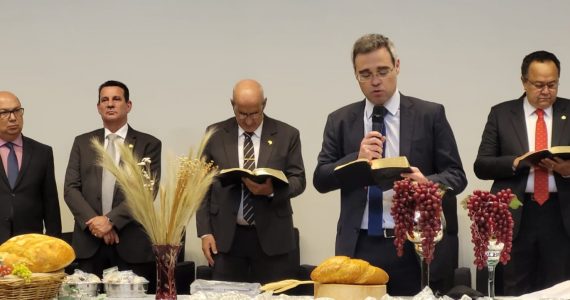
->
[420, 257, 429, 290]
[488, 265, 496, 299]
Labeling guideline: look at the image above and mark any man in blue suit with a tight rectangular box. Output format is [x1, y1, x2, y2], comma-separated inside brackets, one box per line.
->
[313, 34, 467, 295]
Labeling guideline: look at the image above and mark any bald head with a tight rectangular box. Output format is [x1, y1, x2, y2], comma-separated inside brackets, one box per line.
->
[231, 79, 266, 132]
[0, 91, 24, 142]
[0, 91, 19, 103]
[232, 79, 265, 106]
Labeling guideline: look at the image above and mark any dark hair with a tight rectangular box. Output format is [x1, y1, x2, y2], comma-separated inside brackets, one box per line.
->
[352, 33, 397, 69]
[98, 80, 130, 102]
[521, 51, 561, 78]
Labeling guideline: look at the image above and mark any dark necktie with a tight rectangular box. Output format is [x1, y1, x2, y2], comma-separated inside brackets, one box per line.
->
[242, 132, 256, 224]
[368, 106, 387, 236]
[5, 142, 18, 189]
[102, 134, 118, 214]
[534, 109, 549, 204]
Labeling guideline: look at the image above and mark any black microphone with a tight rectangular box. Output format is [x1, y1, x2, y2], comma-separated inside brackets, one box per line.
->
[372, 106, 387, 134]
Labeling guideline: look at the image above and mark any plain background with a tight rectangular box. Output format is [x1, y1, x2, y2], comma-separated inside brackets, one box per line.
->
[2, 0, 570, 287]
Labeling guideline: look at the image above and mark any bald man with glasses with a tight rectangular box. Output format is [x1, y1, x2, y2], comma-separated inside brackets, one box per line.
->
[196, 79, 306, 283]
[0, 91, 61, 244]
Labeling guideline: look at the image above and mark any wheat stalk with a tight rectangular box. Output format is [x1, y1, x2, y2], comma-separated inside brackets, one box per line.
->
[92, 131, 217, 245]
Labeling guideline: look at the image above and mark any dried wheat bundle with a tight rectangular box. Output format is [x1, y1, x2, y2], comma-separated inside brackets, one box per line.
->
[92, 132, 217, 245]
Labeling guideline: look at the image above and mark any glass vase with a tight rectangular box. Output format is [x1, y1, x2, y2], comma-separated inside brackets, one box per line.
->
[486, 239, 504, 299]
[153, 244, 182, 300]
[406, 211, 445, 290]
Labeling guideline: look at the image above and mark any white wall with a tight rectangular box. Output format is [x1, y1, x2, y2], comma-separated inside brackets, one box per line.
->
[2, 0, 570, 284]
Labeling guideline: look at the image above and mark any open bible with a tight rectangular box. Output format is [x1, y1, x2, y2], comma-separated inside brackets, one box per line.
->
[334, 156, 412, 190]
[218, 167, 288, 185]
[519, 146, 570, 166]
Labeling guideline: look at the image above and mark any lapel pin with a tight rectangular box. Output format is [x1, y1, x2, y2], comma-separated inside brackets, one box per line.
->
[267, 140, 273, 145]
[128, 144, 134, 149]
[562, 115, 567, 120]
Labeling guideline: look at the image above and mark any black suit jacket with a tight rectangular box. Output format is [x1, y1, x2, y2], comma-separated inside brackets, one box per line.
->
[313, 94, 467, 256]
[64, 126, 161, 263]
[196, 116, 306, 256]
[0, 136, 61, 244]
[474, 96, 570, 237]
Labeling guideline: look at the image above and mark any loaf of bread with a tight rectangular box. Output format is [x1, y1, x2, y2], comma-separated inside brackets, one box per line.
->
[0, 233, 75, 273]
[310, 256, 389, 285]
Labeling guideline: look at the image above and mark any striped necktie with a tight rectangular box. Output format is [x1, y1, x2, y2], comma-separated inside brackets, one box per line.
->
[242, 132, 255, 224]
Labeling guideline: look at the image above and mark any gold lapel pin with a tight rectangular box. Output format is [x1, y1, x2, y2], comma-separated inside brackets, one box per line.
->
[128, 144, 134, 149]
[562, 115, 567, 120]
[267, 140, 273, 145]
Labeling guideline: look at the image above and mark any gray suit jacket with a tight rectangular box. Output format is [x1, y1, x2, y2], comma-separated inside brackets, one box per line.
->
[474, 96, 570, 238]
[196, 116, 306, 256]
[64, 126, 161, 263]
[0, 136, 61, 243]
[313, 94, 467, 256]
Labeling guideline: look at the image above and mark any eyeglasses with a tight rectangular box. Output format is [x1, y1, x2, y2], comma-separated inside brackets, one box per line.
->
[0, 108, 24, 119]
[525, 79, 559, 91]
[236, 111, 262, 120]
[356, 67, 394, 82]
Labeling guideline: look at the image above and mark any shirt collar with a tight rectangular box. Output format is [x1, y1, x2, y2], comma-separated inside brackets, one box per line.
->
[104, 123, 129, 140]
[523, 96, 553, 118]
[0, 134, 23, 147]
[365, 89, 400, 119]
[238, 121, 263, 138]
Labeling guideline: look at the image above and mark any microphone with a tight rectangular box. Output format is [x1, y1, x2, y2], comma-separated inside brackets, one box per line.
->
[372, 106, 387, 134]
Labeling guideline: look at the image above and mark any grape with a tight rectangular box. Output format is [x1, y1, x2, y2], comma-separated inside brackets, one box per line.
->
[12, 263, 32, 282]
[0, 264, 13, 277]
[466, 189, 514, 269]
[391, 179, 443, 264]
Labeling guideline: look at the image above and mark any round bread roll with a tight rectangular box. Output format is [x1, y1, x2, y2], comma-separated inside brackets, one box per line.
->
[311, 256, 389, 285]
[0, 233, 75, 273]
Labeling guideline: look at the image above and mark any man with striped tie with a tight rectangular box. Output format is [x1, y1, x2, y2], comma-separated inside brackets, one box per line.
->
[197, 79, 306, 283]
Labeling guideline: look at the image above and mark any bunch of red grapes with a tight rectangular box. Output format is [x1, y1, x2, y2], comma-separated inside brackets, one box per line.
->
[467, 189, 514, 269]
[0, 263, 12, 277]
[391, 179, 443, 264]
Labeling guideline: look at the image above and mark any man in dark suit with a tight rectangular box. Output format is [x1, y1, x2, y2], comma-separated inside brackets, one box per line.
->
[313, 34, 467, 296]
[0, 91, 61, 244]
[474, 51, 570, 295]
[64, 80, 161, 290]
[196, 79, 306, 283]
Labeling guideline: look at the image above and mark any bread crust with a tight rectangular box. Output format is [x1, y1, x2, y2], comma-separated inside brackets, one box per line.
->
[310, 256, 389, 285]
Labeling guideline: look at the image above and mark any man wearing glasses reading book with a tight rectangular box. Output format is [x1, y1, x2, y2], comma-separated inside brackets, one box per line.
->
[196, 79, 306, 283]
[313, 34, 466, 296]
[475, 51, 570, 295]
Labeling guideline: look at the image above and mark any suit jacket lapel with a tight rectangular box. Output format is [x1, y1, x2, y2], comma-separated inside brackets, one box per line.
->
[258, 116, 276, 168]
[347, 101, 366, 153]
[223, 119, 240, 169]
[15, 136, 33, 189]
[94, 129, 105, 199]
[399, 94, 415, 158]
[552, 98, 569, 146]
[510, 97, 529, 151]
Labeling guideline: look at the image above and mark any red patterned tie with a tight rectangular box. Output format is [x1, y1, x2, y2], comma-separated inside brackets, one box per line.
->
[534, 109, 549, 205]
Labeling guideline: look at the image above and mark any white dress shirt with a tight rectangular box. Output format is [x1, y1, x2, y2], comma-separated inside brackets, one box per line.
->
[236, 122, 263, 225]
[360, 90, 401, 230]
[523, 99, 557, 193]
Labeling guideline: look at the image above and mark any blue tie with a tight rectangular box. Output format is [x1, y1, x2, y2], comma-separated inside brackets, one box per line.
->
[368, 106, 387, 236]
[5, 142, 18, 189]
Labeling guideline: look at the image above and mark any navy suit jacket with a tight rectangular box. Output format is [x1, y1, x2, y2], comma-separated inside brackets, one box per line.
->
[196, 116, 306, 256]
[474, 96, 570, 238]
[313, 94, 467, 256]
[64, 126, 161, 263]
[0, 136, 61, 243]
